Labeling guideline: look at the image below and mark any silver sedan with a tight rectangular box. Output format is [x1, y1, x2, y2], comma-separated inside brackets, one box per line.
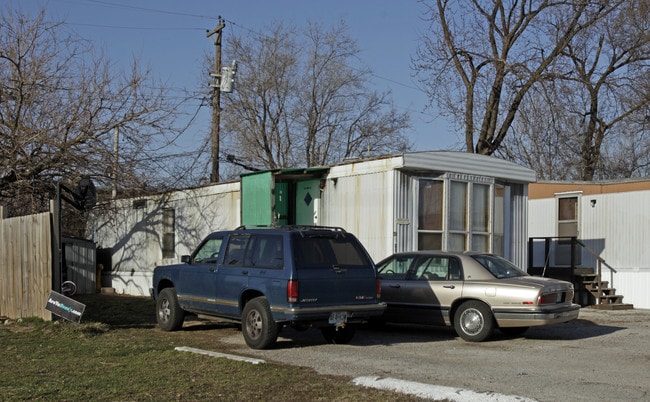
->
[376, 251, 580, 342]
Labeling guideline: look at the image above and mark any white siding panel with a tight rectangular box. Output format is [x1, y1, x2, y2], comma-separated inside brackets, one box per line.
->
[528, 189, 650, 309]
[394, 171, 413, 254]
[322, 169, 394, 262]
[528, 198, 557, 268]
[509, 184, 529, 268]
[613, 270, 650, 309]
[92, 181, 241, 295]
[580, 191, 650, 309]
[579, 191, 650, 268]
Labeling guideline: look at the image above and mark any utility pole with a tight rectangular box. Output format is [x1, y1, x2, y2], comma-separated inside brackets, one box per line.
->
[207, 17, 225, 183]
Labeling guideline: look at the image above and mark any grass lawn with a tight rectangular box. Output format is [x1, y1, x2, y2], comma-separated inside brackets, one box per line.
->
[0, 294, 422, 401]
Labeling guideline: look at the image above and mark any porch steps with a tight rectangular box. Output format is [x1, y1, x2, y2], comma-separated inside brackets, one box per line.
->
[575, 272, 634, 310]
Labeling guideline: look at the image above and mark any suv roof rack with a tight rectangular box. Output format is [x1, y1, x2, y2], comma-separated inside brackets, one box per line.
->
[235, 225, 347, 234]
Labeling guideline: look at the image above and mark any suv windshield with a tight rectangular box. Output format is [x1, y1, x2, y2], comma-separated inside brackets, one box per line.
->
[293, 234, 371, 269]
[471, 254, 528, 279]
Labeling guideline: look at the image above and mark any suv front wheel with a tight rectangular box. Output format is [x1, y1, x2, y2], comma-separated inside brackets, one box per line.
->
[156, 287, 184, 331]
[242, 297, 279, 349]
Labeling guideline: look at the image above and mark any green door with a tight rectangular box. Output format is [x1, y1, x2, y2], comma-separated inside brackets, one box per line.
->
[241, 172, 273, 226]
[275, 182, 289, 225]
[295, 179, 321, 225]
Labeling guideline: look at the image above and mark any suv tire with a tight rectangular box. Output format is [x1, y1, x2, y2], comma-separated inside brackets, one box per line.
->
[242, 297, 279, 349]
[156, 287, 184, 331]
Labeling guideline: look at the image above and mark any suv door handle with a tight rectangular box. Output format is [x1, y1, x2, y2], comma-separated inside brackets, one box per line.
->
[443, 285, 455, 289]
[242, 270, 248, 275]
[389, 284, 401, 288]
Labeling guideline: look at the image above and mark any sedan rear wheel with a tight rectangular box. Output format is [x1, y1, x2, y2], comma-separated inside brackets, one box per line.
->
[454, 300, 495, 342]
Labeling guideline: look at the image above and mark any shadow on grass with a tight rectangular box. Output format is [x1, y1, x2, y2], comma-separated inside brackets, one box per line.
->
[73, 293, 157, 328]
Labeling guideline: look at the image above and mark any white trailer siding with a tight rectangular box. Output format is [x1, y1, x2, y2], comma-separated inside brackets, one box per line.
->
[89, 152, 536, 297]
[529, 181, 650, 309]
[91, 182, 240, 295]
[322, 158, 399, 262]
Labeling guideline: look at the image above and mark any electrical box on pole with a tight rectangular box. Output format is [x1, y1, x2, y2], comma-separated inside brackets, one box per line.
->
[220, 60, 237, 93]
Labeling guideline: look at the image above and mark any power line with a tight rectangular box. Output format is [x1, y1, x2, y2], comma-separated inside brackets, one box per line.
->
[65, 22, 204, 31]
[60, 0, 214, 20]
[51, 0, 428, 110]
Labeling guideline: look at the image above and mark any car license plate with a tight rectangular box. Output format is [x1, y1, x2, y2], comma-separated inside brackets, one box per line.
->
[328, 312, 348, 325]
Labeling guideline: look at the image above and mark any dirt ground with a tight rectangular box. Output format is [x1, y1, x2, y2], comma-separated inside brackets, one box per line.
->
[181, 307, 650, 401]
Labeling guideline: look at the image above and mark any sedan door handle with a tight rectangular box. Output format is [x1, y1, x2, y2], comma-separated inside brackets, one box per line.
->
[389, 284, 401, 288]
[242, 270, 249, 275]
[443, 285, 455, 289]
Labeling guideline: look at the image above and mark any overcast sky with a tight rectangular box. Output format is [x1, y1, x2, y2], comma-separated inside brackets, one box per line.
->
[8, 0, 462, 155]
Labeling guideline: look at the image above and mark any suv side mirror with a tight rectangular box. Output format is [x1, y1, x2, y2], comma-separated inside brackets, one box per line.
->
[181, 255, 191, 263]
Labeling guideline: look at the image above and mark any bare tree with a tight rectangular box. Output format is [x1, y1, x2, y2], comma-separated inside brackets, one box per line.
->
[502, 89, 580, 180]
[556, 0, 650, 180]
[414, 0, 619, 156]
[502, 0, 650, 180]
[0, 7, 183, 217]
[219, 20, 411, 174]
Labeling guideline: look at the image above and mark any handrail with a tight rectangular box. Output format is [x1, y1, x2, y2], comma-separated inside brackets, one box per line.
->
[528, 237, 618, 306]
[575, 239, 617, 274]
[575, 239, 617, 305]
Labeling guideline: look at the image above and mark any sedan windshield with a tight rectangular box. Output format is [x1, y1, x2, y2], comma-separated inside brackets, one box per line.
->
[471, 254, 528, 279]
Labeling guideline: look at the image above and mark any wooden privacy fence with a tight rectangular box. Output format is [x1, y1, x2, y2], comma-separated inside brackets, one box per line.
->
[0, 211, 53, 320]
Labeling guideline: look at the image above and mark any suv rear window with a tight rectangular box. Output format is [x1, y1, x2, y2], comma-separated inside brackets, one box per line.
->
[294, 235, 371, 268]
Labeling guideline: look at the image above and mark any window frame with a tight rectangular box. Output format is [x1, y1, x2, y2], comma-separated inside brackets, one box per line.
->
[416, 174, 496, 253]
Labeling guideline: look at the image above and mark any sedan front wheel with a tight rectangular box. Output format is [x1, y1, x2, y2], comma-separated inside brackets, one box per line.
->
[454, 300, 495, 342]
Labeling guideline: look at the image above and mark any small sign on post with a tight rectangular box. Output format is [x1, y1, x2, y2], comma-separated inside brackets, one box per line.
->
[45, 291, 86, 323]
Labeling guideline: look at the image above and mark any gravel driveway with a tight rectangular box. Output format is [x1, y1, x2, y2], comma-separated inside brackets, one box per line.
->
[211, 308, 650, 401]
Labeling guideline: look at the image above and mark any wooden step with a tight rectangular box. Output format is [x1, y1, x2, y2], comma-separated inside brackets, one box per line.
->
[574, 267, 595, 275]
[589, 287, 616, 295]
[598, 294, 625, 304]
[575, 272, 598, 279]
[583, 281, 609, 290]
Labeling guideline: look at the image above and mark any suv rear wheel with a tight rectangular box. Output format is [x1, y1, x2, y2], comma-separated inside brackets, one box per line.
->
[242, 297, 279, 349]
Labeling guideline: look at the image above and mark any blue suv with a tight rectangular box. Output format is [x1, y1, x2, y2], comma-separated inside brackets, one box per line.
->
[151, 226, 386, 349]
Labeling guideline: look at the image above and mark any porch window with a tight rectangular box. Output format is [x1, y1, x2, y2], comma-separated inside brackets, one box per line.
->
[417, 180, 443, 249]
[558, 196, 578, 237]
[493, 185, 505, 256]
[448, 181, 468, 251]
[471, 183, 490, 252]
[418, 176, 497, 253]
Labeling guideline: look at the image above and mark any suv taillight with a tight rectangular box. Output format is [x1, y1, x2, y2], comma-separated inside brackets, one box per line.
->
[287, 280, 298, 303]
[376, 278, 381, 299]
